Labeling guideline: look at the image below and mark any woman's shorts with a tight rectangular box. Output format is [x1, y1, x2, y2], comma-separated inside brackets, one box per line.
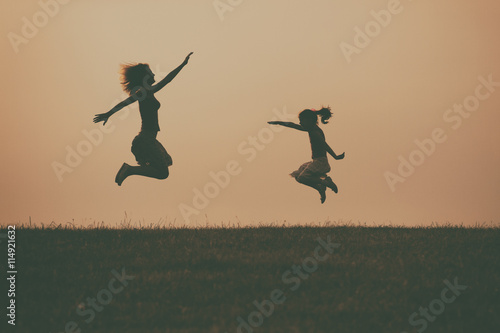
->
[131, 131, 172, 168]
[290, 157, 331, 180]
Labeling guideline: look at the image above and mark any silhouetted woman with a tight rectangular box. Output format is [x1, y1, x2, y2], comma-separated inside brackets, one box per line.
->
[94, 52, 193, 185]
[268, 107, 345, 203]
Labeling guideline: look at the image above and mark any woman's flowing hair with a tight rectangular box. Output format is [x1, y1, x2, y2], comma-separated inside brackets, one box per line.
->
[119, 63, 150, 95]
[299, 106, 332, 124]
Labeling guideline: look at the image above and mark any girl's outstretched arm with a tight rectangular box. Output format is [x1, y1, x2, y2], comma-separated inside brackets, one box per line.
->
[151, 52, 193, 94]
[310, 131, 345, 159]
[324, 141, 345, 160]
[268, 121, 306, 131]
[93, 94, 139, 125]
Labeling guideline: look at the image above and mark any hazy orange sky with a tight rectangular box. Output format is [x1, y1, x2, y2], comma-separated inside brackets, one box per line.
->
[1, 0, 499, 227]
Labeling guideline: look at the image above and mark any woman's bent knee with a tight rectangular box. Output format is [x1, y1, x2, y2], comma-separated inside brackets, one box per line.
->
[157, 167, 169, 180]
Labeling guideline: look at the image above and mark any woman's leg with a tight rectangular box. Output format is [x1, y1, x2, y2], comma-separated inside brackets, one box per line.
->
[116, 135, 170, 185]
[127, 164, 169, 179]
[115, 163, 168, 186]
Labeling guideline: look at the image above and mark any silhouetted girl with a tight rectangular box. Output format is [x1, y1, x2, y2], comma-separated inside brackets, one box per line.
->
[94, 52, 193, 185]
[268, 107, 345, 203]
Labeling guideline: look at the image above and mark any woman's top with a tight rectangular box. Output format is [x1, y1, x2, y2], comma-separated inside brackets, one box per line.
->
[139, 92, 161, 132]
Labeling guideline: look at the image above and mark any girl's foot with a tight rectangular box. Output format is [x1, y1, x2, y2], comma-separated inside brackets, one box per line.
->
[318, 184, 327, 204]
[115, 163, 130, 186]
[324, 176, 338, 193]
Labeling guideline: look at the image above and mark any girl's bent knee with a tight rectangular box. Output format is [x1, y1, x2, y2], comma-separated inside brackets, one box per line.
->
[295, 175, 306, 183]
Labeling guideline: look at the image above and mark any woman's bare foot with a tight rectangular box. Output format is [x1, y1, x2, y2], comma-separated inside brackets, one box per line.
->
[115, 163, 130, 186]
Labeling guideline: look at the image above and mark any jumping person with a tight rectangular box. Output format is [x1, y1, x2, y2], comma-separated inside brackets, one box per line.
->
[93, 52, 193, 186]
[268, 107, 345, 203]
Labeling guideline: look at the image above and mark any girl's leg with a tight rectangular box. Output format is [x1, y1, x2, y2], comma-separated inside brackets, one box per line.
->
[295, 174, 327, 203]
[323, 176, 338, 193]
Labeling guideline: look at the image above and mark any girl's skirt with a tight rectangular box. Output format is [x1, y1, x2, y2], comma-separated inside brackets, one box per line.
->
[290, 157, 331, 180]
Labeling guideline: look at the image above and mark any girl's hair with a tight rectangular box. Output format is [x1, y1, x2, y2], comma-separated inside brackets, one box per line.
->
[119, 63, 151, 95]
[299, 106, 332, 124]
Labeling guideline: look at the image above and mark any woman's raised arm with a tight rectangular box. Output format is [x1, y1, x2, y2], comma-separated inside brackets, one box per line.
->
[151, 52, 193, 93]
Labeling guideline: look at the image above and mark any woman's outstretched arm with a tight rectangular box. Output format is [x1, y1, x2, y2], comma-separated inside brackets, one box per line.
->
[151, 52, 193, 94]
[93, 94, 139, 125]
[268, 121, 306, 131]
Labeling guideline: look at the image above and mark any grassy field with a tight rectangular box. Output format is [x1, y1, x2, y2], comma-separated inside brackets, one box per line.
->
[1, 224, 499, 333]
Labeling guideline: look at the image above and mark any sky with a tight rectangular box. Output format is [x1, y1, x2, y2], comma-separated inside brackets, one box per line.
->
[1, 0, 499, 227]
